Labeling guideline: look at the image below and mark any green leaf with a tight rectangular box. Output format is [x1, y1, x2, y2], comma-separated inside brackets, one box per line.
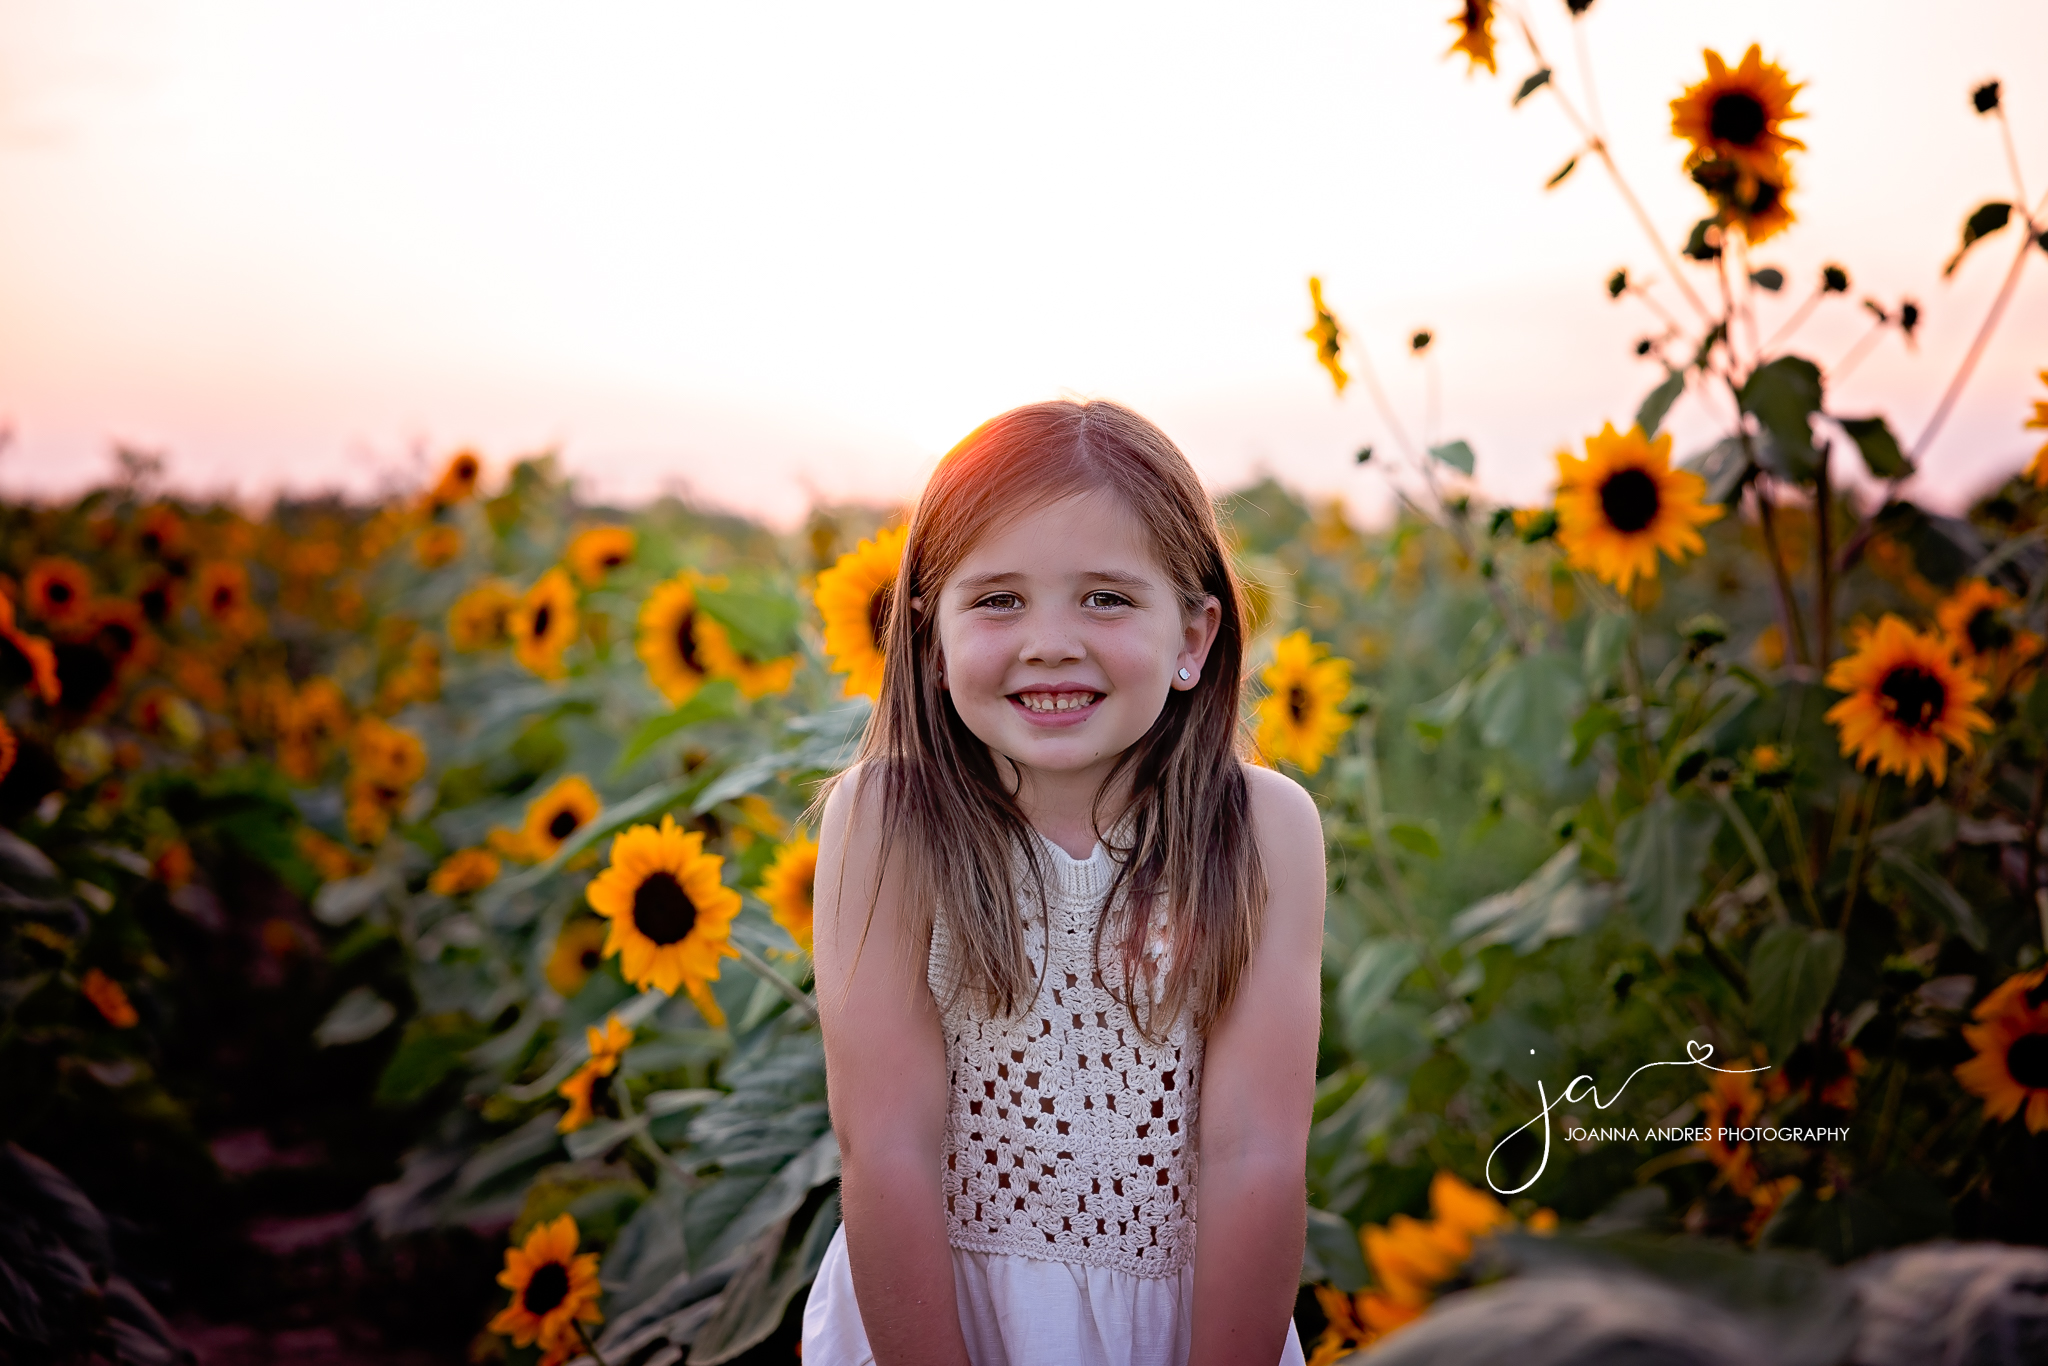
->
[1835, 415, 1913, 480]
[1582, 611, 1631, 693]
[1303, 1207, 1370, 1292]
[1387, 820, 1442, 859]
[1338, 940, 1422, 1046]
[616, 678, 742, 772]
[1943, 201, 2012, 276]
[1616, 797, 1722, 953]
[1513, 69, 1552, 105]
[1428, 440, 1476, 475]
[695, 585, 802, 662]
[1474, 652, 1584, 763]
[1749, 924, 1844, 1058]
[313, 985, 397, 1047]
[1873, 846, 1986, 950]
[1570, 703, 1625, 766]
[1450, 845, 1610, 954]
[1635, 369, 1685, 437]
[1546, 156, 1577, 189]
[1739, 356, 1825, 481]
[375, 1013, 492, 1106]
[1748, 267, 1785, 292]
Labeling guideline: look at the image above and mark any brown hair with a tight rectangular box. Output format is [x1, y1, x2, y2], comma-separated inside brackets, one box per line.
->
[835, 398, 1264, 1037]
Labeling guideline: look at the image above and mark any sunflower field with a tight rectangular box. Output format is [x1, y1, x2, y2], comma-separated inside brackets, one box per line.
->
[5, 7, 2048, 1366]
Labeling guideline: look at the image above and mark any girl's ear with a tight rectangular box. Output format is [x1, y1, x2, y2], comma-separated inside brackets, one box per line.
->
[1174, 594, 1222, 689]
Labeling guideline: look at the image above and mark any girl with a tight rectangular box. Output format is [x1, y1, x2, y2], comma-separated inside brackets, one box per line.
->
[805, 400, 1325, 1366]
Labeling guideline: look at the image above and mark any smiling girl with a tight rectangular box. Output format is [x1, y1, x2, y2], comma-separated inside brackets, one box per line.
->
[804, 400, 1324, 1366]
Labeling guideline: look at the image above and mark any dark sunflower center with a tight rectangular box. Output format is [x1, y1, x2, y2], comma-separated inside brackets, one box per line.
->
[140, 587, 170, 622]
[49, 581, 75, 605]
[867, 583, 894, 650]
[632, 871, 698, 946]
[212, 587, 234, 611]
[455, 458, 477, 481]
[548, 809, 581, 841]
[2008, 1032, 2048, 1090]
[1967, 608, 2014, 657]
[1710, 92, 1767, 146]
[1287, 685, 1311, 725]
[141, 533, 162, 555]
[579, 947, 601, 972]
[602, 552, 624, 568]
[521, 1262, 569, 1316]
[1599, 468, 1661, 534]
[1879, 666, 1946, 732]
[99, 623, 137, 658]
[675, 610, 704, 672]
[532, 604, 552, 639]
[589, 1070, 615, 1116]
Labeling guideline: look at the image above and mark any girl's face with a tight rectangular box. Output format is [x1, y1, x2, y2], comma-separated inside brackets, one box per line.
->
[933, 488, 1220, 789]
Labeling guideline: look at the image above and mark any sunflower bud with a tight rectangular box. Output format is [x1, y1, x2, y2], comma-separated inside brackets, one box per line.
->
[1972, 81, 2001, 115]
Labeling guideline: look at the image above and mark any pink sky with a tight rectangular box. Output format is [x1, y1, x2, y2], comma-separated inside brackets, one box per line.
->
[2, 1, 2044, 524]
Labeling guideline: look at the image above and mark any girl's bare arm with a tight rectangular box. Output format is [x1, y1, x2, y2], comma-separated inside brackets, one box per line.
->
[812, 766, 971, 1366]
[1188, 764, 1326, 1366]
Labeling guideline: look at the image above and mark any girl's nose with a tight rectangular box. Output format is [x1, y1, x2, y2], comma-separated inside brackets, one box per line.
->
[1019, 612, 1085, 665]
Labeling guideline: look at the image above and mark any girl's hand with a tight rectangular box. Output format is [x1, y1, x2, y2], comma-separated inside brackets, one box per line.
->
[1189, 763, 1326, 1366]
[813, 763, 973, 1366]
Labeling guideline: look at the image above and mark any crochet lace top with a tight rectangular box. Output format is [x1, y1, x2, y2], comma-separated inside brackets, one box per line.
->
[926, 829, 1200, 1278]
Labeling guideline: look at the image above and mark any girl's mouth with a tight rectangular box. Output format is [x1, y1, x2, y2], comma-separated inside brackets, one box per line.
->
[1010, 689, 1104, 724]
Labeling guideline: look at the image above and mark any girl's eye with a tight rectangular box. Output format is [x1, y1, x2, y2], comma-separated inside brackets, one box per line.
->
[976, 592, 1023, 611]
[1084, 591, 1132, 609]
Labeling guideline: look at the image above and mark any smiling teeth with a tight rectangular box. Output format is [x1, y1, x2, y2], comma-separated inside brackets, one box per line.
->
[1019, 692, 1098, 713]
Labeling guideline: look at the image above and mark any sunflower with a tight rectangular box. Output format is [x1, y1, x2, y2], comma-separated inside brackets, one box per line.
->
[136, 573, 179, 626]
[1823, 615, 1991, 786]
[414, 524, 462, 569]
[511, 568, 579, 679]
[1937, 578, 2043, 692]
[1254, 630, 1353, 775]
[429, 450, 483, 509]
[637, 573, 716, 705]
[489, 1213, 603, 1365]
[1554, 423, 1722, 592]
[351, 716, 427, 787]
[1671, 45, 1805, 190]
[815, 527, 907, 701]
[1699, 159, 1796, 245]
[566, 526, 637, 586]
[0, 587, 62, 704]
[2024, 370, 2048, 488]
[1694, 1068, 1764, 1195]
[448, 579, 520, 652]
[0, 716, 16, 785]
[1956, 969, 2048, 1133]
[196, 561, 262, 636]
[557, 1014, 635, 1133]
[512, 775, 603, 863]
[279, 678, 351, 781]
[546, 918, 611, 997]
[134, 504, 187, 560]
[760, 835, 820, 952]
[1303, 277, 1349, 396]
[296, 827, 359, 882]
[693, 612, 798, 699]
[25, 558, 94, 631]
[1445, 0, 1496, 76]
[81, 969, 139, 1028]
[429, 847, 501, 896]
[586, 815, 741, 1022]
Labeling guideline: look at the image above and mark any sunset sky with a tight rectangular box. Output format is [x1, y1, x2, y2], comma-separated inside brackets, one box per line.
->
[2, 0, 2044, 524]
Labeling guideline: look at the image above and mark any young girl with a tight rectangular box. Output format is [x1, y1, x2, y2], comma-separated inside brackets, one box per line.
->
[804, 400, 1325, 1366]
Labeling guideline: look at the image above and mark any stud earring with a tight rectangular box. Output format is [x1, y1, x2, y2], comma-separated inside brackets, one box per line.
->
[1178, 667, 1192, 681]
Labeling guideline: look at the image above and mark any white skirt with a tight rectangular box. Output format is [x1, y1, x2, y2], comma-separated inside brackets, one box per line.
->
[802, 1224, 1307, 1366]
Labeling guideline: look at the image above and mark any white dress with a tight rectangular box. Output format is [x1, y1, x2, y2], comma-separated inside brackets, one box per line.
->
[802, 830, 1307, 1366]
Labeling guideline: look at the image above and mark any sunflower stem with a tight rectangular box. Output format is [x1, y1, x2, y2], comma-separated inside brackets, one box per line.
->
[1709, 788, 1792, 925]
[1769, 791, 1826, 926]
[1838, 776, 1883, 935]
[1685, 908, 1750, 1001]
[1353, 717, 1452, 997]
[574, 1318, 614, 1366]
[732, 940, 820, 1024]
[1505, 5, 1714, 324]
[1761, 286, 1825, 356]
[1827, 314, 1889, 384]
[1815, 452, 1834, 672]
[1748, 474, 1812, 670]
[1911, 193, 2044, 462]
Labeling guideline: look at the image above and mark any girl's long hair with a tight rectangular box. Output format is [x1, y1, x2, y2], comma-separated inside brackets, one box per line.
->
[837, 398, 1263, 1038]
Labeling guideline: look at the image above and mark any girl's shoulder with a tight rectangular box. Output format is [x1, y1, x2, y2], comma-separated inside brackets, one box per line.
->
[1238, 760, 1320, 842]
